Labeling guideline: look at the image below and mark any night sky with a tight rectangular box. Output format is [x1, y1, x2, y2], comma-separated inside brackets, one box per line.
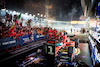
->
[91, 0, 100, 17]
[5, 0, 83, 21]
[50, 0, 83, 21]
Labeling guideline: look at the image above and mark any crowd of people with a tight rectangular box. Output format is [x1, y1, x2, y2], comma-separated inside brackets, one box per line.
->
[0, 21, 53, 39]
[0, 13, 58, 39]
[71, 28, 86, 34]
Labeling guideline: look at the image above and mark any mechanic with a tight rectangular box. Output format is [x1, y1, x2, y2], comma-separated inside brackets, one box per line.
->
[53, 28, 57, 39]
[48, 28, 53, 39]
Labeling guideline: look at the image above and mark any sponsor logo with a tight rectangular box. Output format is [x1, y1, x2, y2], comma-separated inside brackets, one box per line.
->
[23, 37, 30, 43]
[23, 35, 34, 43]
[23, 38, 30, 42]
[2, 40, 16, 45]
[36, 35, 45, 38]
[37, 35, 40, 38]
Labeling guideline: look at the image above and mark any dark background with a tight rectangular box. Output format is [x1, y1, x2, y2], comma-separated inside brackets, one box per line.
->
[1, 0, 99, 21]
[50, 0, 83, 21]
[4, 0, 83, 21]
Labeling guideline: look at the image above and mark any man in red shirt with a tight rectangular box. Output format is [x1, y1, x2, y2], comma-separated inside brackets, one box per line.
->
[53, 28, 57, 39]
[8, 29, 16, 37]
[48, 28, 53, 39]
[62, 32, 66, 43]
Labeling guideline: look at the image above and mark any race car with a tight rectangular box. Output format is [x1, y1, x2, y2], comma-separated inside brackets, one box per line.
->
[16, 49, 47, 67]
[55, 31, 79, 54]
[46, 31, 79, 67]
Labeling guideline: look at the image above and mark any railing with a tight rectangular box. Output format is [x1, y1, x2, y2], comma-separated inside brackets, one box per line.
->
[0, 33, 47, 50]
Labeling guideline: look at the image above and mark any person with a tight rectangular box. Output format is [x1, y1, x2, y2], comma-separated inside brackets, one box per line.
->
[23, 30, 26, 36]
[44, 27, 47, 34]
[13, 15, 17, 22]
[40, 29, 44, 35]
[81, 28, 83, 34]
[32, 27, 36, 34]
[29, 28, 34, 41]
[5, 13, 9, 22]
[53, 28, 57, 39]
[83, 28, 85, 33]
[5, 13, 10, 26]
[17, 18, 23, 27]
[16, 29, 22, 38]
[48, 28, 53, 39]
[8, 29, 16, 37]
[0, 22, 3, 38]
[62, 32, 67, 43]
[71, 28, 72, 33]
[58, 32, 62, 39]
[9, 14, 12, 25]
[26, 19, 32, 27]
[37, 29, 40, 35]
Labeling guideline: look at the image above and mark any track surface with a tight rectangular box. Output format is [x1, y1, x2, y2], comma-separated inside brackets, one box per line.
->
[75, 43, 92, 67]
[0, 40, 46, 67]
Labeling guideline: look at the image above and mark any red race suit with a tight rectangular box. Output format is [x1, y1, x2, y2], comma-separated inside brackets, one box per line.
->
[48, 29, 53, 39]
[53, 29, 57, 39]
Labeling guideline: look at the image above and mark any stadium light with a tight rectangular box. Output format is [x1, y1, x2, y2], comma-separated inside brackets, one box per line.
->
[33, 15, 35, 17]
[13, 11, 16, 13]
[25, 13, 28, 15]
[30, 57, 34, 60]
[1, 9, 6, 11]
[21, 13, 24, 15]
[29, 14, 32, 16]
[44, 15, 46, 17]
[10, 11, 12, 13]
[37, 12, 40, 16]
[16, 12, 20, 15]
[6, 10, 8, 12]
[41, 14, 43, 17]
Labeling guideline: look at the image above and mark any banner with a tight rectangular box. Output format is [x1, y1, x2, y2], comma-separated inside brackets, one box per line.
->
[0, 33, 47, 50]
[19, 34, 35, 45]
[0, 37, 18, 50]
[35, 33, 46, 41]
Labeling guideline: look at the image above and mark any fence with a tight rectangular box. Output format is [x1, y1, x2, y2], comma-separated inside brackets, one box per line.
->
[0, 33, 47, 50]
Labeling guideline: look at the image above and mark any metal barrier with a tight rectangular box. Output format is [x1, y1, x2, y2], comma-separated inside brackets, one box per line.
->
[0, 33, 47, 50]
